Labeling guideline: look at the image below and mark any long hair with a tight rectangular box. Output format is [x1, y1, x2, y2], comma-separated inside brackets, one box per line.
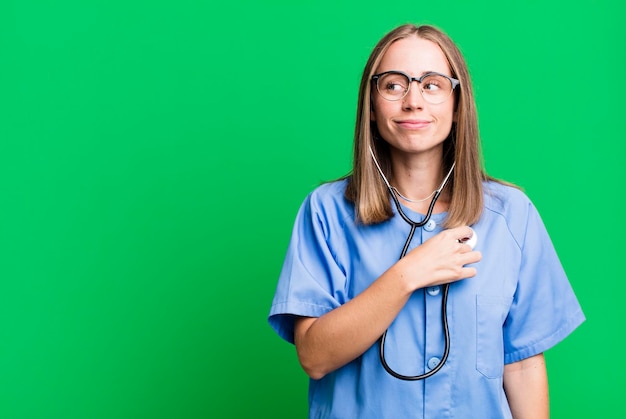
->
[345, 24, 490, 227]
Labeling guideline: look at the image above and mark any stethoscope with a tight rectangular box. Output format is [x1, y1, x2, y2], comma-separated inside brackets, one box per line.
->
[369, 147, 475, 381]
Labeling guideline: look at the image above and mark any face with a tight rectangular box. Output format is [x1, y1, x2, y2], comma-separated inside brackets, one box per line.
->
[371, 36, 455, 159]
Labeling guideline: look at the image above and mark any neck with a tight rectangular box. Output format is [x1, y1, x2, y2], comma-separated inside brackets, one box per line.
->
[390, 154, 445, 202]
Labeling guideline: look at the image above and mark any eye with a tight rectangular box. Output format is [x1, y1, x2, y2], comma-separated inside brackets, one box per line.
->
[379, 73, 408, 92]
[423, 78, 443, 91]
[420, 74, 455, 99]
[385, 82, 405, 92]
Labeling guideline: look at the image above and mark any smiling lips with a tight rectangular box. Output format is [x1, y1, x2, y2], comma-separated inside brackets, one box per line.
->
[396, 119, 431, 129]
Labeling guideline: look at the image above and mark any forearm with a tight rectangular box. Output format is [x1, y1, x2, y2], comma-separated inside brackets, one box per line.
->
[503, 353, 549, 419]
[294, 263, 413, 379]
[294, 226, 480, 380]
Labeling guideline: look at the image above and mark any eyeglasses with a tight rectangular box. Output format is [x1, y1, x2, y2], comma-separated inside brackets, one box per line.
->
[372, 71, 460, 104]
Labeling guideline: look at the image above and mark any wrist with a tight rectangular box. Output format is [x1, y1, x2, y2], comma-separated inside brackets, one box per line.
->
[389, 258, 422, 295]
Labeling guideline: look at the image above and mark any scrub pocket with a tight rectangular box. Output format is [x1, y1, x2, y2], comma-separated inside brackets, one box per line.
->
[476, 295, 511, 378]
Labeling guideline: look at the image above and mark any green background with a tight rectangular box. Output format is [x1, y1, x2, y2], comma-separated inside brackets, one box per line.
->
[1, 0, 624, 417]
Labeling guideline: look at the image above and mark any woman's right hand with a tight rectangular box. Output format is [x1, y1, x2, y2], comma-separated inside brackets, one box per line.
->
[393, 225, 482, 291]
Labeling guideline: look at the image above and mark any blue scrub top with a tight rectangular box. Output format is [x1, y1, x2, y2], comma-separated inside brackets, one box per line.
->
[268, 179, 584, 419]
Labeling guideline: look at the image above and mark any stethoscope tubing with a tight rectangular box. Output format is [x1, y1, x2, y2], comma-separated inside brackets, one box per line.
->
[378, 192, 452, 381]
[369, 152, 455, 381]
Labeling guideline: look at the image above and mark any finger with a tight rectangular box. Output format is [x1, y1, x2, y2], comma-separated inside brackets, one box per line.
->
[444, 266, 478, 283]
[457, 242, 474, 253]
[455, 227, 477, 249]
[448, 225, 475, 242]
[459, 266, 477, 279]
[456, 240, 479, 254]
[459, 250, 482, 265]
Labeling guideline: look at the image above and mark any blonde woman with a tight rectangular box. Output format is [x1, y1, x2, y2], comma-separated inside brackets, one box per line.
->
[269, 24, 584, 419]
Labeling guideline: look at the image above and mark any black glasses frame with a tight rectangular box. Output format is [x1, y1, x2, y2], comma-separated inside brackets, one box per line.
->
[371, 70, 460, 103]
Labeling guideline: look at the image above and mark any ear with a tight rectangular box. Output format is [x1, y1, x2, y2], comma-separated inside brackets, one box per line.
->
[370, 107, 376, 122]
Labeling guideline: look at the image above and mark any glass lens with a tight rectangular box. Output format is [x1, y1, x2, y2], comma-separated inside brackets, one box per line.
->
[376, 72, 409, 100]
[420, 74, 453, 104]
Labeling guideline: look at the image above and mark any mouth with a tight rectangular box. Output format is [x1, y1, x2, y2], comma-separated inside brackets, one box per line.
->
[396, 119, 431, 129]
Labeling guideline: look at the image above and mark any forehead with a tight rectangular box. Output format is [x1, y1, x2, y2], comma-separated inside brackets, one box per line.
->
[376, 35, 451, 76]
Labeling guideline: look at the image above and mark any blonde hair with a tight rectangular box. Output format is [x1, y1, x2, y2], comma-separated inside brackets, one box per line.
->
[345, 24, 490, 227]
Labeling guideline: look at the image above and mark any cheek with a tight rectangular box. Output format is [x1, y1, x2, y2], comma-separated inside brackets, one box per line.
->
[370, 97, 382, 122]
[438, 102, 455, 123]
[371, 97, 392, 123]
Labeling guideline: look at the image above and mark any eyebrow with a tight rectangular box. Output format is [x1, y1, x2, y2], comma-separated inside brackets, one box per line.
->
[377, 69, 452, 78]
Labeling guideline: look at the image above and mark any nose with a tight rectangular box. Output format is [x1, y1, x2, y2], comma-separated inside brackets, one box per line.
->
[402, 80, 425, 109]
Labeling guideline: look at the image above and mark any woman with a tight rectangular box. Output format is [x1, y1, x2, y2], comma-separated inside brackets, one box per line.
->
[268, 24, 584, 418]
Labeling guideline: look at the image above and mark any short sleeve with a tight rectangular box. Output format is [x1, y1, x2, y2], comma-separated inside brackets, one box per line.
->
[268, 192, 348, 344]
[503, 202, 585, 363]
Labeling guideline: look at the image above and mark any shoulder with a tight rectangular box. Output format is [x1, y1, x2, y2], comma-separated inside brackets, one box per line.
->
[482, 181, 532, 215]
[481, 181, 539, 244]
[301, 178, 355, 229]
[308, 178, 349, 206]
[483, 181, 547, 249]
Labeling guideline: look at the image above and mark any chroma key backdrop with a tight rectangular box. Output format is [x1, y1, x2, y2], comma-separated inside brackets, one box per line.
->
[0, 0, 624, 417]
